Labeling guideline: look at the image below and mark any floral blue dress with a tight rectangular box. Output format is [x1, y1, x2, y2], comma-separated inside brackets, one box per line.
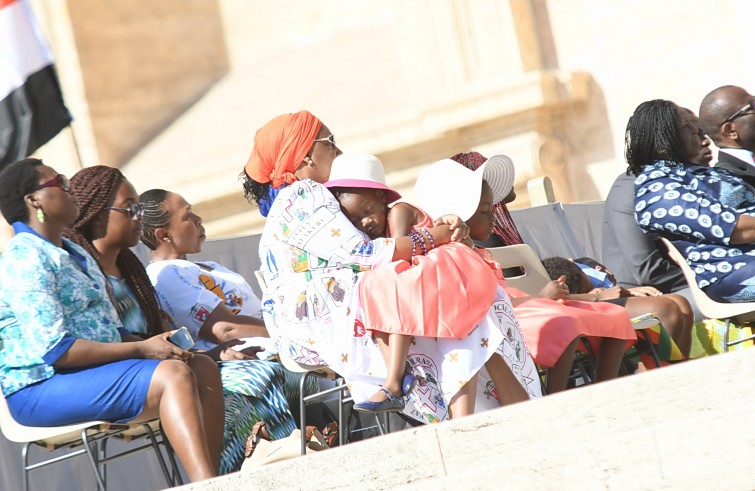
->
[0, 227, 158, 425]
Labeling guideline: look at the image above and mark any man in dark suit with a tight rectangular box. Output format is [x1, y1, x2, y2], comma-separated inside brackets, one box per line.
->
[700, 85, 755, 186]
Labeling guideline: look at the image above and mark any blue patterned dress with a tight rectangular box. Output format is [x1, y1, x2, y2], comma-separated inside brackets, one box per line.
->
[635, 160, 755, 301]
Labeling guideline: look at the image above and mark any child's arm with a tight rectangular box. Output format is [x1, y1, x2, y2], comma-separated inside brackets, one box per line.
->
[388, 203, 420, 237]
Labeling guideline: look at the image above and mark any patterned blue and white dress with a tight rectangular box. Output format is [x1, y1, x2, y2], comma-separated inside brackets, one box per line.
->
[635, 160, 755, 302]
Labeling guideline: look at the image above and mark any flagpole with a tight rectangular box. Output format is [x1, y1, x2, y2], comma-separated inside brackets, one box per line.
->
[68, 122, 85, 170]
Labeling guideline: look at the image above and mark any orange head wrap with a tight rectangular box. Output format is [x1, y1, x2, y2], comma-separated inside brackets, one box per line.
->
[244, 110, 323, 189]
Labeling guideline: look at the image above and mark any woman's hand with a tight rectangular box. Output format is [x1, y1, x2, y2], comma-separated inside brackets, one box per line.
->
[627, 286, 662, 297]
[538, 276, 569, 300]
[434, 215, 470, 242]
[204, 340, 261, 361]
[137, 332, 193, 362]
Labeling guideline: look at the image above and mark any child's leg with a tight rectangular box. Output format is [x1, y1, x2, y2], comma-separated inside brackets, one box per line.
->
[595, 337, 625, 382]
[370, 331, 411, 401]
[448, 374, 477, 419]
[484, 353, 528, 405]
[625, 296, 692, 358]
[545, 337, 580, 394]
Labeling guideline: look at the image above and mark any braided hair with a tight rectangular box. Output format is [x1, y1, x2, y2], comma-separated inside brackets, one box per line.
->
[138, 189, 171, 250]
[449, 151, 524, 246]
[0, 158, 44, 223]
[64, 166, 164, 337]
[624, 99, 688, 176]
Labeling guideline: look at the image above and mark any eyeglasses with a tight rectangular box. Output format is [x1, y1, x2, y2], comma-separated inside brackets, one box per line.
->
[313, 134, 337, 148]
[35, 174, 71, 192]
[108, 203, 144, 220]
[723, 98, 755, 124]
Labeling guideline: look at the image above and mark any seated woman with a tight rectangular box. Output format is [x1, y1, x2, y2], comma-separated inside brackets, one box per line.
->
[602, 122, 712, 321]
[0, 159, 222, 483]
[415, 156, 636, 392]
[451, 151, 693, 358]
[628, 99, 755, 304]
[62, 165, 296, 474]
[241, 111, 541, 424]
[136, 188, 306, 472]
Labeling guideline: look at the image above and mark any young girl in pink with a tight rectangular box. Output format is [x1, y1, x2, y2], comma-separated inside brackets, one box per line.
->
[324, 152, 512, 414]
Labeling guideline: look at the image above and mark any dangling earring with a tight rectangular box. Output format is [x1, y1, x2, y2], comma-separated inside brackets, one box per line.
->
[36, 208, 45, 223]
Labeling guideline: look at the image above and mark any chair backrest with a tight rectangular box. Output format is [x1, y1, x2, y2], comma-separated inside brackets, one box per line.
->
[509, 202, 587, 260]
[658, 237, 755, 322]
[254, 270, 268, 295]
[487, 244, 552, 295]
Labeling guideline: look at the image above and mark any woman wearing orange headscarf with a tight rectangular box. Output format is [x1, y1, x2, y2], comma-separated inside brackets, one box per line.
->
[241, 111, 542, 424]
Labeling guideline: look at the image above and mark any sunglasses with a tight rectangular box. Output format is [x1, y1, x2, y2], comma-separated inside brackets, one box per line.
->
[35, 174, 71, 192]
[313, 134, 337, 147]
[723, 98, 755, 124]
[108, 202, 144, 221]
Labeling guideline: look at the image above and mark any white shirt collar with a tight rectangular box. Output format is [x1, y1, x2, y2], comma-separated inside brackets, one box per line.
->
[719, 147, 755, 166]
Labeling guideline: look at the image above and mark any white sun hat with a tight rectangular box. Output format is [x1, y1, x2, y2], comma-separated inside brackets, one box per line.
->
[323, 152, 402, 203]
[414, 155, 515, 221]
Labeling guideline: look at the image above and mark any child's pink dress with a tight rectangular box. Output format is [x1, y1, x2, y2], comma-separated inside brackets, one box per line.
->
[475, 247, 637, 367]
[359, 206, 498, 338]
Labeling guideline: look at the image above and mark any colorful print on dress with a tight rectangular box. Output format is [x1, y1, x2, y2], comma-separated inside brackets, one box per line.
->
[199, 273, 243, 314]
[290, 246, 310, 273]
[323, 277, 346, 305]
[483, 379, 500, 402]
[294, 292, 308, 320]
[406, 353, 449, 423]
[191, 304, 212, 324]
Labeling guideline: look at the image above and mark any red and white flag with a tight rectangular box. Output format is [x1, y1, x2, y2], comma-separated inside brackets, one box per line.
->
[0, 0, 71, 170]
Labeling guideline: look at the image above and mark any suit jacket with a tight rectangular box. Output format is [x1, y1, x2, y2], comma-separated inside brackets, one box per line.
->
[715, 150, 755, 188]
[601, 172, 687, 293]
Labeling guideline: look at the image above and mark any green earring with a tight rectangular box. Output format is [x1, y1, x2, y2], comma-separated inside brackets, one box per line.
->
[36, 208, 45, 223]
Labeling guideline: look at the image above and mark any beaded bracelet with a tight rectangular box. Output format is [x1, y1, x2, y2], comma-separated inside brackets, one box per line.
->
[408, 231, 421, 257]
[420, 228, 435, 250]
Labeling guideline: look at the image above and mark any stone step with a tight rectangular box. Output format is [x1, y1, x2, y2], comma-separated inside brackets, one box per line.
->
[176, 348, 755, 490]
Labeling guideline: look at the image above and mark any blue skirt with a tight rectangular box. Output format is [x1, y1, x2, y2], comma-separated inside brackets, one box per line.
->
[6, 359, 159, 426]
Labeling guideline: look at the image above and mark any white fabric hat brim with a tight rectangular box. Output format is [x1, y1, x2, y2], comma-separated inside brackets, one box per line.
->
[413, 159, 483, 222]
[480, 154, 515, 205]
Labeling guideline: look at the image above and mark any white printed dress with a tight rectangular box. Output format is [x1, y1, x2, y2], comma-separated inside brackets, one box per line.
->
[259, 179, 541, 423]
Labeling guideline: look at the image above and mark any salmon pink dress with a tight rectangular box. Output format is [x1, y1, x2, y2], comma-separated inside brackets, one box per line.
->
[475, 248, 636, 367]
[359, 206, 498, 338]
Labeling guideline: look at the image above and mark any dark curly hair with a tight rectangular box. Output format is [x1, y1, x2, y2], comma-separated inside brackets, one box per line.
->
[139, 189, 171, 250]
[63, 166, 165, 337]
[625, 99, 688, 176]
[0, 158, 44, 224]
[541, 256, 587, 294]
[240, 170, 267, 208]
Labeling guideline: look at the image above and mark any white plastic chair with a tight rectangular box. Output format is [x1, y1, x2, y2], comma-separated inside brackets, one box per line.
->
[0, 391, 176, 490]
[659, 237, 755, 351]
[487, 244, 553, 295]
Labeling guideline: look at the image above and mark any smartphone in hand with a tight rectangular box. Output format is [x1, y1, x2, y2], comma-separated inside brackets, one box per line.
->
[168, 326, 194, 351]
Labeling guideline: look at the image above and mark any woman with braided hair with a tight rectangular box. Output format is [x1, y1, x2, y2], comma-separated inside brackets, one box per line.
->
[64, 165, 163, 338]
[0, 159, 223, 482]
[62, 166, 296, 473]
[629, 99, 755, 303]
